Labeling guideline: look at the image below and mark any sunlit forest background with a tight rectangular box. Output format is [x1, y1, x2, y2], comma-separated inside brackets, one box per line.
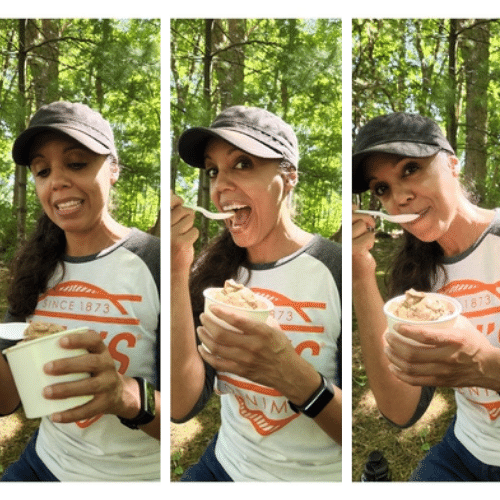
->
[171, 19, 342, 251]
[0, 18, 160, 260]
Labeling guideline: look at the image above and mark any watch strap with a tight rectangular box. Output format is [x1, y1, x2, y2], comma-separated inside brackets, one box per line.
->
[118, 377, 156, 429]
[289, 373, 334, 418]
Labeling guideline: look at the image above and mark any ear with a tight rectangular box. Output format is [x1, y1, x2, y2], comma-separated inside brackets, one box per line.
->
[109, 160, 120, 185]
[448, 155, 460, 177]
[283, 169, 298, 192]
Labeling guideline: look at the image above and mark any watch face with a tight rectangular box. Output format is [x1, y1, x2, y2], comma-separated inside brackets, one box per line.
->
[145, 380, 156, 415]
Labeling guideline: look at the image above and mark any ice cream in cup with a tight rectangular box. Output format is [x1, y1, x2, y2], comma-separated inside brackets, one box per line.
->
[202, 280, 274, 350]
[384, 289, 462, 335]
[2, 323, 93, 419]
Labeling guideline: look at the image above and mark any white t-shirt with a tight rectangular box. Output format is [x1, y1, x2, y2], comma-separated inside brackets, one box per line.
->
[7, 229, 160, 481]
[432, 209, 500, 466]
[213, 235, 342, 481]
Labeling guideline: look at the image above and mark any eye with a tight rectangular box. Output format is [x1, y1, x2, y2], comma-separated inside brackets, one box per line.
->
[402, 161, 420, 177]
[35, 167, 50, 178]
[372, 182, 388, 197]
[234, 158, 252, 170]
[206, 167, 218, 179]
[68, 162, 87, 170]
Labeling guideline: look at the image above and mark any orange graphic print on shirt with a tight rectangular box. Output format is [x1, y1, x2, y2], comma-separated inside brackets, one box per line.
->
[439, 279, 500, 421]
[216, 287, 330, 436]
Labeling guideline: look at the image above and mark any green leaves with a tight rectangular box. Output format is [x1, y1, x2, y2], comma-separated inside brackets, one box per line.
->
[171, 19, 342, 240]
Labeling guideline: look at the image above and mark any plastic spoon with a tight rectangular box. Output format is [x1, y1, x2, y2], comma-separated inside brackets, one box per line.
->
[186, 205, 235, 220]
[354, 210, 419, 224]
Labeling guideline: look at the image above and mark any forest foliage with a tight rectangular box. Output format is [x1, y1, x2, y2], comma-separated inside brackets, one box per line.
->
[353, 19, 500, 209]
[0, 19, 160, 257]
[171, 19, 342, 249]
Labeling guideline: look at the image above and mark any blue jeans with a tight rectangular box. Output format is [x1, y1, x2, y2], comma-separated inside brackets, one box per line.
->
[410, 417, 500, 481]
[1, 430, 58, 481]
[180, 434, 233, 482]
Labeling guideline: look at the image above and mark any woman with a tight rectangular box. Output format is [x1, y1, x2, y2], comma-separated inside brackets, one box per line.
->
[352, 112, 500, 481]
[171, 105, 342, 481]
[0, 101, 160, 481]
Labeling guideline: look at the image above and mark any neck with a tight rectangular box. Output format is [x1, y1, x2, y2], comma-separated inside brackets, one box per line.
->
[65, 213, 130, 257]
[247, 214, 313, 264]
[438, 201, 494, 257]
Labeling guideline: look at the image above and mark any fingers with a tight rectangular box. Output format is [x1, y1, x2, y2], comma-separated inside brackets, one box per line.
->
[58, 329, 106, 353]
[170, 194, 199, 250]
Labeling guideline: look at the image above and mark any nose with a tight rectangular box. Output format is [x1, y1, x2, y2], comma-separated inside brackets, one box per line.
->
[209, 168, 235, 194]
[49, 165, 72, 190]
[391, 182, 414, 207]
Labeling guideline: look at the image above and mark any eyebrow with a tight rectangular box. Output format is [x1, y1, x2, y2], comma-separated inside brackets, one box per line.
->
[29, 145, 90, 164]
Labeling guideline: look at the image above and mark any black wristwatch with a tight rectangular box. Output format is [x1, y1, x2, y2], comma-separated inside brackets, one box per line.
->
[288, 373, 334, 418]
[118, 377, 156, 429]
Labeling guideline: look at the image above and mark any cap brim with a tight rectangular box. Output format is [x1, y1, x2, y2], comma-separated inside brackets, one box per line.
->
[13, 125, 114, 166]
[352, 141, 442, 193]
[178, 127, 283, 168]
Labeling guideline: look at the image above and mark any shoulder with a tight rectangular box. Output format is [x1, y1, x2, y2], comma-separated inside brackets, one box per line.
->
[302, 235, 341, 298]
[307, 235, 341, 273]
[121, 229, 160, 291]
[488, 208, 500, 236]
[123, 228, 161, 259]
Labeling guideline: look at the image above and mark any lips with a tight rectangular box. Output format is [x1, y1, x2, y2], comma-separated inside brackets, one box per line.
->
[407, 207, 430, 224]
[54, 199, 84, 216]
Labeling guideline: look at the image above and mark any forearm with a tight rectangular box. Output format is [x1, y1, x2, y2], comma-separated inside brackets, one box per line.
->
[170, 271, 206, 421]
[313, 385, 341, 445]
[118, 376, 160, 440]
[353, 274, 422, 426]
[277, 357, 341, 444]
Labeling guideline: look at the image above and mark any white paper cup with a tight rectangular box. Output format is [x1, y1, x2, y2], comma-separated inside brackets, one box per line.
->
[201, 287, 274, 350]
[2, 327, 93, 418]
[384, 293, 462, 334]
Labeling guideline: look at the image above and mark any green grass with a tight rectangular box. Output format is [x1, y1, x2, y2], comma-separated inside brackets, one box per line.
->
[351, 234, 457, 481]
[170, 393, 221, 481]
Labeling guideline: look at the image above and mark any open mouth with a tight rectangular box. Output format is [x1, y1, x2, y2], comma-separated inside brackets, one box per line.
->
[55, 199, 84, 215]
[222, 203, 252, 229]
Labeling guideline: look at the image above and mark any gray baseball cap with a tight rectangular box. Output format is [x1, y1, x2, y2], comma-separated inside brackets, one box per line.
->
[178, 105, 299, 168]
[13, 101, 117, 166]
[352, 112, 454, 193]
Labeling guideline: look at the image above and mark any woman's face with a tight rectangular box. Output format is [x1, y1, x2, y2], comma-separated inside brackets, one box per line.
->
[204, 137, 295, 253]
[363, 151, 461, 242]
[29, 132, 119, 235]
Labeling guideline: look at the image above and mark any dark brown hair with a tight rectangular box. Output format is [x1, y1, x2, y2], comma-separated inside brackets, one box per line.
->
[189, 228, 249, 317]
[386, 232, 445, 297]
[7, 213, 66, 318]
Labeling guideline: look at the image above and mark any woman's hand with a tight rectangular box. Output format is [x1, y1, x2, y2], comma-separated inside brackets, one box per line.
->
[171, 191, 198, 276]
[384, 315, 500, 391]
[42, 330, 140, 423]
[352, 205, 377, 281]
[197, 305, 317, 400]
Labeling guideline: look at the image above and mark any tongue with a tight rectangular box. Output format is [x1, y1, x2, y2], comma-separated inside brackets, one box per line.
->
[234, 207, 251, 225]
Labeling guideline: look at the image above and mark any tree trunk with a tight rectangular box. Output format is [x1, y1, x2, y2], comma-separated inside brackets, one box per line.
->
[196, 19, 214, 248]
[447, 19, 458, 152]
[461, 19, 490, 202]
[14, 19, 28, 244]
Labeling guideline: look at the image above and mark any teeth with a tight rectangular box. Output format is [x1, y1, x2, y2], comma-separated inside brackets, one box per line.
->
[57, 200, 82, 210]
[223, 203, 248, 211]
